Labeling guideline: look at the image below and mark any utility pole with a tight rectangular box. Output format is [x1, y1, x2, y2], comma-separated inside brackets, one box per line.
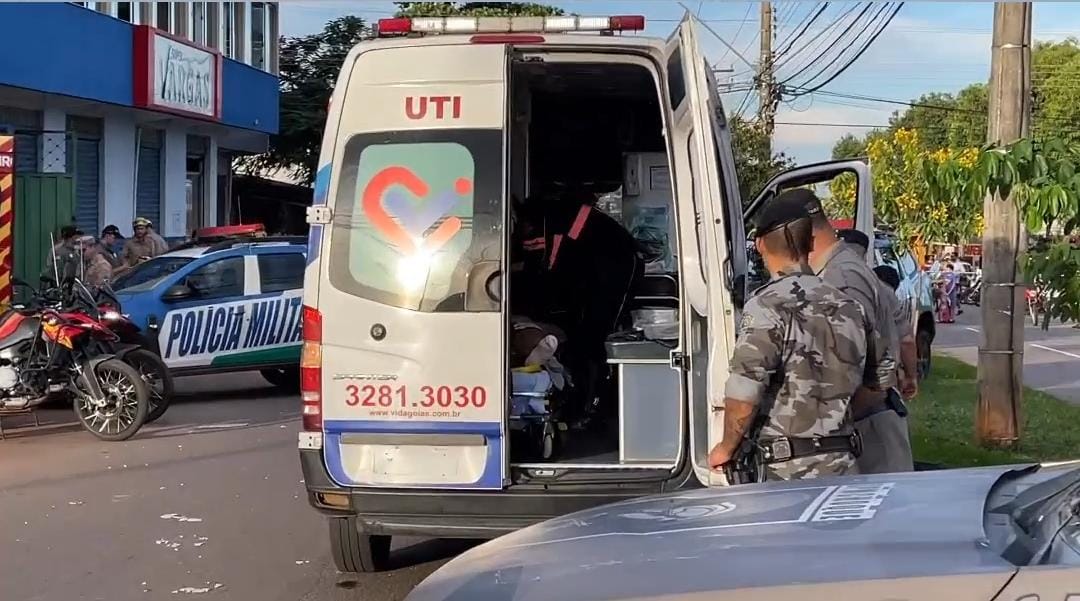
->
[757, 1, 777, 142]
[977, 1, 1032, 447]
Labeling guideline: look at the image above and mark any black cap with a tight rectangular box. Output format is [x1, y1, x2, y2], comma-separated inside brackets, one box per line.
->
[60, 225, 82, 239]
[101, 224, 124, 239]
[788, 187, 826, 217]
[837, 228, 870, 251]
[753, 189, 812, 236]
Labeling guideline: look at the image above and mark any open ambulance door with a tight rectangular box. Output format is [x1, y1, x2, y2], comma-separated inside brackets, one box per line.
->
[667, 15, 746, 487]
[743, 159, 875, 253]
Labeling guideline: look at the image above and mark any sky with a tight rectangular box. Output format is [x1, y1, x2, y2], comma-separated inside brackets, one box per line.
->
[278, 1, 1080, 164]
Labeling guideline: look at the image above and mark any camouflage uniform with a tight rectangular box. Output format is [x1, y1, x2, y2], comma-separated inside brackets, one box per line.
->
[43, 241, 80, 282]
[121, 236, 160, 267]
[83, 251, 114, 287]
[726, 270, 868, 480]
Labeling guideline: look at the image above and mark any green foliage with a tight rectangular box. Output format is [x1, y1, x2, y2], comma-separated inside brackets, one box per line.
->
[730, 115, 795, 205]
[831, 133, 867, 160]
[923, 136, 1080, 325]
[244, 16, 370, 185]
[394, 2, 564, 17]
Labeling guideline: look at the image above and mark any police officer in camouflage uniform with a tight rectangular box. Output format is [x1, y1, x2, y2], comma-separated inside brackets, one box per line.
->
[708, 191, 867, 481]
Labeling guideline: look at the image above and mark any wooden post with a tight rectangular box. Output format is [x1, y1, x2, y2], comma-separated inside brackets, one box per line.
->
[976, 2, 1031, 447]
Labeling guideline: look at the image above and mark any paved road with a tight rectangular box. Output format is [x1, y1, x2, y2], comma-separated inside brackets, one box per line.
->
[0, 373, 463, 601]
[933, 305, 1080, 404]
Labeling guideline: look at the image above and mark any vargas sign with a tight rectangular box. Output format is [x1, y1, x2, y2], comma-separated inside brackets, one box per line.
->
[134, 26, 221, 120]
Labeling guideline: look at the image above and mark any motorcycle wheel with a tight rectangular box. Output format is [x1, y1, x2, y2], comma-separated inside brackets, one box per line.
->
[125, 349, 174, 424]
[73, 358, 150, 442]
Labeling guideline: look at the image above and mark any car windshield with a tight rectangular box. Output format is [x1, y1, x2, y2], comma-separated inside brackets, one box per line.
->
[112, 256, 194, 292]
[987, 465, 1080, 565]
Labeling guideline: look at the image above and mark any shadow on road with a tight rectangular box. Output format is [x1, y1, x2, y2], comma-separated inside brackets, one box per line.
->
[387, 538, 482, 571]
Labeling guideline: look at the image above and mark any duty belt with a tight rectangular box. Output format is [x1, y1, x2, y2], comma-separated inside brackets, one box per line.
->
[758, 432, 862, 464]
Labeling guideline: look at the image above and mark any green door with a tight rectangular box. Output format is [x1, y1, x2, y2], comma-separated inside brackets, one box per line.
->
[14, 174, 76, 294]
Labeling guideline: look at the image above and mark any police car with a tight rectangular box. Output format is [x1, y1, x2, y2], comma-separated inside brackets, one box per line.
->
[111, 226, 306, 389]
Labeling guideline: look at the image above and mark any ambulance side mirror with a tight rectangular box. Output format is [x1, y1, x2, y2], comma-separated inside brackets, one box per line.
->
[162, 283, 194, 302]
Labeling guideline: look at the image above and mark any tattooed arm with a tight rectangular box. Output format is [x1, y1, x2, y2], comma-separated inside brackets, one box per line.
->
[709, 296, 782, 469]
[716, 398, 757, 457]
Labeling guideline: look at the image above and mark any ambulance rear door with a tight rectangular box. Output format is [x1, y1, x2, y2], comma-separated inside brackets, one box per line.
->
[667, 14, 745, 487]
[312, 39, 509, 491]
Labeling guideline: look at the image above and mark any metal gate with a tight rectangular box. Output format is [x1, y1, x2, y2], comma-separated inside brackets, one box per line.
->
[14, 174, 76, 286]
[2, 130, 79, 295]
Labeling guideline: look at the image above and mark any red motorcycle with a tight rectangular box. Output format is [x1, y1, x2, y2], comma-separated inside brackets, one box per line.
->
[90, 285, 173, 424]
[1, 279, 150, 441]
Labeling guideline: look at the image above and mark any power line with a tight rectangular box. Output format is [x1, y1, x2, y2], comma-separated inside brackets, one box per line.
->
[771, 2, 828, 64]
[774, 2, 870, 82]
[785, 2, 904, 96]
[779, 2, 885, 90]
[715, 2, 755, 67]
[772, 3, 865, 71]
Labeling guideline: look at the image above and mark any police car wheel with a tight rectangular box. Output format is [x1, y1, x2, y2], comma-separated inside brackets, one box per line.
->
[261, 368, 300, 393]
[329, 517, 391, 573]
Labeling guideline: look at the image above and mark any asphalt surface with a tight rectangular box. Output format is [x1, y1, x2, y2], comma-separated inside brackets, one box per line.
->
[933, 304, 1080, 404]
[0, 373, 467, 601]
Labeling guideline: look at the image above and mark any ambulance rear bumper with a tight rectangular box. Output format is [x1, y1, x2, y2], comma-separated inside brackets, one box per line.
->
[299, 448, 685, 539]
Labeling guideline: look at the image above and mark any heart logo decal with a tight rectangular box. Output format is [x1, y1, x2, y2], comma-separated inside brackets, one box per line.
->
[361, 166, 469, 255]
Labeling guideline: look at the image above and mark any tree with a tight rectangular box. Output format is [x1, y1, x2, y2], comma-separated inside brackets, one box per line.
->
[831, 133, 868, 159]
[243, 16, 369, 185]
[394, 2, 564, 17]
[924, 136, 1080, 326]
[730, 115, 795, 204]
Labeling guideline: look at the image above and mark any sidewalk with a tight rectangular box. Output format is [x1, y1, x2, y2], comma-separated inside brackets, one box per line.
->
[932, 307, 1080, 404]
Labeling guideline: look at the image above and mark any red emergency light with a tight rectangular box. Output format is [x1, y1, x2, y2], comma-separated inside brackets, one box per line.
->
[376, 15, 645, 38]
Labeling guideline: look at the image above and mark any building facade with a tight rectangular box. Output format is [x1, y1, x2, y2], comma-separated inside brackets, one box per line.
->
[0, 1, 278, 271]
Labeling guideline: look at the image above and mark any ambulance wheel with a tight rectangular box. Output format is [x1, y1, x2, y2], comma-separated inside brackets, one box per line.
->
[261, 367, 300, 393]
[329, 517, 391, 573]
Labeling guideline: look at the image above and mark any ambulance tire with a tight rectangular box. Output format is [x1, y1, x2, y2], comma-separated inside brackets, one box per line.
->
[329, 517, 391, 573]
[261, 367, 300, 393]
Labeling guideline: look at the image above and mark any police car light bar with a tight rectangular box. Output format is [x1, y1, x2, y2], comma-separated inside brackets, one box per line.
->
[376, 15, 645, 37]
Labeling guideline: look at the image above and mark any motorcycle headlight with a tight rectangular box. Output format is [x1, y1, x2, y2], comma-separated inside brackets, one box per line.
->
[102, 310, 121, 322]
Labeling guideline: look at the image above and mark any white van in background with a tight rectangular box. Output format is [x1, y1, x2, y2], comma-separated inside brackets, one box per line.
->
[297, 12, 874, 572]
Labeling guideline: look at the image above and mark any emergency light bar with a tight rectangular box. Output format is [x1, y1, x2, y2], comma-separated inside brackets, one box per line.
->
[376, 15, 645, 37]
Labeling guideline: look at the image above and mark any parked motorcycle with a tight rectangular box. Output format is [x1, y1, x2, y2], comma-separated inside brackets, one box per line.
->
[959, 271, 982, 306]
[2, 279, 150, 441]
[84, 284, 173, 424]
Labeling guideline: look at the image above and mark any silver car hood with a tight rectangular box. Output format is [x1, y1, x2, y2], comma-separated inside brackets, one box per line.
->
[407, 467, 1028, 601]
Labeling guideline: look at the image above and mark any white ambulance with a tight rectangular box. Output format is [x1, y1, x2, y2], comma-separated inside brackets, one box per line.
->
[298, 13, 873, 572]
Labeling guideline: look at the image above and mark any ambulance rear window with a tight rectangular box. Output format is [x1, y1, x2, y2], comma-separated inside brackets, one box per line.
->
[328, 129, 502, 312]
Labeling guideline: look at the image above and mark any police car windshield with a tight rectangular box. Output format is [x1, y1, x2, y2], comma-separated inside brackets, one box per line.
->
[113, 256, 194, 292]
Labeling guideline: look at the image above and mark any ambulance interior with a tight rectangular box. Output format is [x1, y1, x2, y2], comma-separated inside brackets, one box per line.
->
[504, 58, 682, 469]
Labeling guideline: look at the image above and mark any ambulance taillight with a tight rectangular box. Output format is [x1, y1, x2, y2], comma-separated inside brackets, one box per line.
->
[301, 305, 323, 431]
[375, 14, 645, 37]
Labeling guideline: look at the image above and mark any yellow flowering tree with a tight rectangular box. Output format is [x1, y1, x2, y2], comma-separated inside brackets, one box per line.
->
[828, 128, 984, 248]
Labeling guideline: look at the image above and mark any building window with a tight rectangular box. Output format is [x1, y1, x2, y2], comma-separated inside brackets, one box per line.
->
[156, 2, 172, 31]
[116, 1, 133, 22]
[251, 2, 266, 70]
[206, 2, 220, 49]
[222, 1, 234, 58]
[192, 2, 206, 45]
